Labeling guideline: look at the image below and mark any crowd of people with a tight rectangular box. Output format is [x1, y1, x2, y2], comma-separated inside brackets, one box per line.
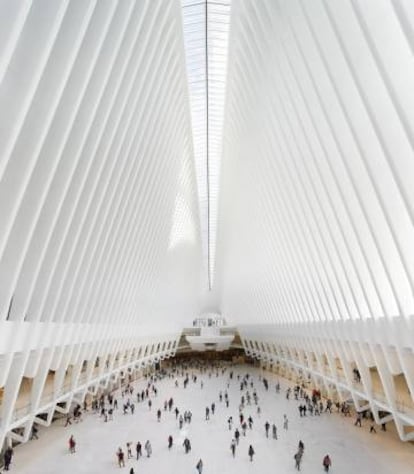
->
[3, 357, 396, 472]
[56, 360, 338, 472]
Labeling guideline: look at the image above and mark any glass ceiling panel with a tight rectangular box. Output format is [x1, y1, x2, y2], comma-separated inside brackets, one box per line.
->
[182, 0, 231, 290]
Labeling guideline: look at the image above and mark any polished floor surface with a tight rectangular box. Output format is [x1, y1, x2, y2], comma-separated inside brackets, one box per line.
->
[9, 364, 414, 473]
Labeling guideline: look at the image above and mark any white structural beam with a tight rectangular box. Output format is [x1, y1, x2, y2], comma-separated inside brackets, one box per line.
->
[214, 0, 414, 441]
[0, 0, 202, 448]
[1, 0, 414, 449]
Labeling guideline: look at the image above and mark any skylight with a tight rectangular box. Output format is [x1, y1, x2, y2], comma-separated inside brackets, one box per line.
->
[182, 0, 231, 289]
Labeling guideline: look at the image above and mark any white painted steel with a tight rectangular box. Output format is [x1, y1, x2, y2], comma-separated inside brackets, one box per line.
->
[0, 0, 202, 447]
[215, 0, 414, 441]
[1, 0, 414, 448]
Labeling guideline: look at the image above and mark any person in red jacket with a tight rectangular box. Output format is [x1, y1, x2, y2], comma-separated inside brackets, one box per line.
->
[323, 454, 332, 472]
[116, 447, 125, 467]
[68, 435, 76, 453]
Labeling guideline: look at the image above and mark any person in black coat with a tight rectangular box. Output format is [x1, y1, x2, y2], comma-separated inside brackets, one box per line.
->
[248, 445, 255, 461]
[4, 447, 13, 471]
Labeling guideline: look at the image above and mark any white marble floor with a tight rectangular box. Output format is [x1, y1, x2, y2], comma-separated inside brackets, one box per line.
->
[8, 364, 414, 473]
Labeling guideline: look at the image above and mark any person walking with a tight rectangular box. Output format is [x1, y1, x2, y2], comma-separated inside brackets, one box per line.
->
[248, 415, 253, 429]
[196, 458, 203, 473]
[69, 435, 76, 453]
[116, 447, 125, 467]
[183, 437, 191, 454]
[323, 454, 332, 472]
[272, 423, 277, 439]
[294, 450, 302, 471]
[230, 439, 236, 457]
[145, 440, 152, 457]
[168, 435, 173, 449]
[126, 442, 133, 459]
[136, 441, 142, 459]
[283, 414, 289, 430]
[228, 416, 233, 430]
[248, 444, 255, 461]
[265, 421, 270, 437]
[3, 447, 13, 471]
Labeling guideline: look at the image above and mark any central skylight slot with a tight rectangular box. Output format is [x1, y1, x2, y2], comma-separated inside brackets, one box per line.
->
[182, 0, 231, 290]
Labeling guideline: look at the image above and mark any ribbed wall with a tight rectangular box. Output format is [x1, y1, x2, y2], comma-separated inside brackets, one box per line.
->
[214, 0, 414, 440]
[216, 0, 414, 323]
[0, 0, 202, 447]
[216, 0, 414, 440]
[1, 0, 414, 448]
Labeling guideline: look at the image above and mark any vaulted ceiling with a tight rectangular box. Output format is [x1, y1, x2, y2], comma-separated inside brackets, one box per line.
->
[0, 0, 413, 335]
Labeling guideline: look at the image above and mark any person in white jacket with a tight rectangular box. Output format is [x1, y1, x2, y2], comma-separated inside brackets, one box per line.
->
[144, 440, 152, 457]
